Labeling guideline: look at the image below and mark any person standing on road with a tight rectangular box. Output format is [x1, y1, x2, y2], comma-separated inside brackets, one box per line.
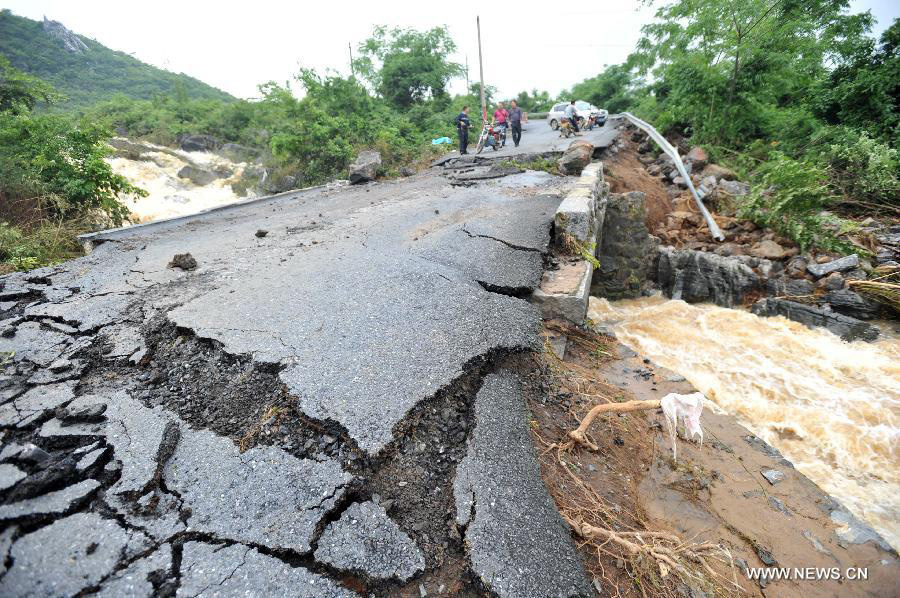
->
[565, 100, 579, 133]
[455, 105, 471, 155]
[508, 100, 524, 147]
[493, 102, 509, 147]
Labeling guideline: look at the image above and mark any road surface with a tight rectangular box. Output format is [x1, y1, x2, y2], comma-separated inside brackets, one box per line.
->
[0, 125, 619, 596]
[449, 117, 617, 158]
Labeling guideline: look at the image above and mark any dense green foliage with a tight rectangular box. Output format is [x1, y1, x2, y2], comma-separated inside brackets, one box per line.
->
[0, 58, 144, 272]
[0, 112, 145, 224]
[562, 65, 642, 114]
[561, 0, 899, 249]
[0, 10, 234, 109]
[0, 55, 60, 114]
[512, 89, 553, 112]
[355, 26, 464, 108]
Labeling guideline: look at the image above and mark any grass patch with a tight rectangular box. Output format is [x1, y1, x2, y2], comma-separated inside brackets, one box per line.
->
[500, 155, 560, 175]
[0, 218, 89, 274]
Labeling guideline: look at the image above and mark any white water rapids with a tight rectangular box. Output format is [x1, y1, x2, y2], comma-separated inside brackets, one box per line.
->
[588, 296, 900, 550]
[105, 141, 255, 224]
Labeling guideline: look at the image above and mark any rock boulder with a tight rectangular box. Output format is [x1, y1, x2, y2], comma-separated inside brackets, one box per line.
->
[557, 140, 594, 175]
[177, 134, 219, 153]
[823, 289, 880, 320]
[349, 150, 382, 184]
[702, 164, 738, 181]
[218, 143, 261, 162]
[750, 239, 789, 260]
[686, 147, 708, 169]
[177, 165, 219, 186]
[807, 254, 859, 278]
[751, 298, 879, 342]
[656, 247, 759, 307]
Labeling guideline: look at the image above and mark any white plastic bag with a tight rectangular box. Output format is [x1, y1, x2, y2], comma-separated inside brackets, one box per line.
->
[660, 392, 704, 462]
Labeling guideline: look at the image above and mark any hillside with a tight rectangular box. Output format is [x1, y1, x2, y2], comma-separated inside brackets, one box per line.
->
[0, 10, 234, 108]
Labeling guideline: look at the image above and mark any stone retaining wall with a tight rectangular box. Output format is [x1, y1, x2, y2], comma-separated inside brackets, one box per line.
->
[591, 191, 659, 300]
[532, 162, 608, 323]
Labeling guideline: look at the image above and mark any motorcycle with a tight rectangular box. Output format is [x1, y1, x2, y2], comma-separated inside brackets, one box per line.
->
[474, 121, 507, 154]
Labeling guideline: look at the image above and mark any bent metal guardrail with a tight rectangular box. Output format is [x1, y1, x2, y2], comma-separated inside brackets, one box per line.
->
[610, 112, 725, 241]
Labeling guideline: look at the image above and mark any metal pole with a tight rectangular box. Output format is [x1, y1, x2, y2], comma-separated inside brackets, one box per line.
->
[477, 17, 486, 121]
[348, 42, 355, 78]
[611, 112, 725, 242]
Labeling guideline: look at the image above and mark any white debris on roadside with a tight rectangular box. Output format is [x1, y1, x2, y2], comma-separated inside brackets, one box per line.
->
[660, 392, 705, 461]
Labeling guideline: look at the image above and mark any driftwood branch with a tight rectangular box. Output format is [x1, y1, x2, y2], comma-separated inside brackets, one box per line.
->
[568, 399, 661, 450]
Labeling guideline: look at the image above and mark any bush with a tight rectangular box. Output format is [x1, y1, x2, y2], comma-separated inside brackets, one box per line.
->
[0, 112, 147, 226]
[0, 219, 87, 273]
[740, 152, 856, 252]
[823, 131, 900, 209]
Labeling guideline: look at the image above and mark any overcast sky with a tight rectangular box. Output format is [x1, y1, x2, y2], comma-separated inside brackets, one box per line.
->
[2, 0, 897, 100]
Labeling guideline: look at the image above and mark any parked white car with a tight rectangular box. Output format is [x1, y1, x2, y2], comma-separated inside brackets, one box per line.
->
[548, 101, 608, 130]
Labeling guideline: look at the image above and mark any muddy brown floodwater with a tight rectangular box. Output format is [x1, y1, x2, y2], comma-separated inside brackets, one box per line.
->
[588, 296, 900, 552]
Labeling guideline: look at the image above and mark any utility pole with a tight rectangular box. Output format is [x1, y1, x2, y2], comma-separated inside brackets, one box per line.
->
[348, 42, 355, 78]
[477, 17, 486, 121]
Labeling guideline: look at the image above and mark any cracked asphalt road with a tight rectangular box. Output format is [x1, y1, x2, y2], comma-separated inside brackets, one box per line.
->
[0, 127, 618, 597]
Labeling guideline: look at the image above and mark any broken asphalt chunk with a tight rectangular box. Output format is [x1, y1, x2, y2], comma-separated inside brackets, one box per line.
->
[453, 372, 591, 598]
[95, 544, 173, 598]
[314, 500, 425, 581]
[0, 382, 76, 429]
[0, 463, 26, 491]
[0, 512, 150, 597]
[761, 468, 785, 485]
[39, 390, 176, 496]
[179, 542, 356, 597]
[0, 479, 101, 522]
[164, 426, 352, 552]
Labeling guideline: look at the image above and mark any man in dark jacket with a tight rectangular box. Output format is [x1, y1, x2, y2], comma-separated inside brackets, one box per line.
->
[508, 100, 524, 147]
[455, 106, 471, 154]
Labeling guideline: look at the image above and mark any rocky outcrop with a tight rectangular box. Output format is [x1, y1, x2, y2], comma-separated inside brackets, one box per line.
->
[807, 254, 859, 278]
[685, 146, 708, 169]
[751, 298, 879, 342]
[42, 17, 88, 53]
[822, 289, 880, 320]
[701, 163, 738, 181]
[557, 140, 594, 175]
[177, 134, 219, 153]
[218, 143, 261, 162]
[176, 165, 219, 186]
[349, 150, 382, 184]
[656, 247, 760, 307]
[592, 192, 659, 300]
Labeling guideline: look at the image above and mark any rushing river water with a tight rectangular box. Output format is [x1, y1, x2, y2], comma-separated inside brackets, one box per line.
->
[106, 142, 253, 224]
[588, 296, 900, 550]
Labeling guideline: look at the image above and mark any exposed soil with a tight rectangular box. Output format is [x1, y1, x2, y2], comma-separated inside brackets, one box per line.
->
[531, 320, 899, 597]
[604, 149, 673, 233]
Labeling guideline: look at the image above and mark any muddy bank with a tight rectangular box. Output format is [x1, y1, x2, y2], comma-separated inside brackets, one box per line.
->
[588, 296, 900, 553]
[532, 319, 899, 596]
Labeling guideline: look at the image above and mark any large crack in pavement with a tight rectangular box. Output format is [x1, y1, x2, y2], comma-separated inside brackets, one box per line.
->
[0, 165, 597, 596]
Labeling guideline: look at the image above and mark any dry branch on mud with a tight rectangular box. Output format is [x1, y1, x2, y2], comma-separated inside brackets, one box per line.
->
[534, 320, 740, 597]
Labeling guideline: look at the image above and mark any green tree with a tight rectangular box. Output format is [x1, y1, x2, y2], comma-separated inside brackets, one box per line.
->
[356, 26, 464, 108]
[631, 0, 868, 145]
[568, 64, 642, 114]
[0, 113, 146, 225]
[811, 19, 900, 146]
[0, 61, 145, 226]
[0, 54, 59, 114]
[513, 89, 552, 112]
